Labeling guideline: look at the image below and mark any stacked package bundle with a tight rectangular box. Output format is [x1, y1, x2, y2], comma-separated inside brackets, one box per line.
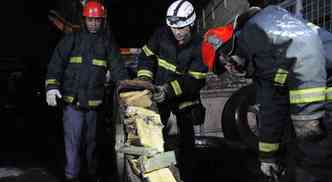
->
[118, 90, 178, 182]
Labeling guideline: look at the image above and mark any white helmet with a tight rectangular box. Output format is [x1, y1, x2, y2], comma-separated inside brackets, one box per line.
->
[166, 0, 196, 28]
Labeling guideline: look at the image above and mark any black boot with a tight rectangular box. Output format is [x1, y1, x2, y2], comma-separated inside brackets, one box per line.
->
[65, 177, 80, 182]
[88, 175, 100, 182]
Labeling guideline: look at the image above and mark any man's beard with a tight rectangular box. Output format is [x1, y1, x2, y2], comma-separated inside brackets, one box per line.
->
[176, 32, 191, 45]
[87, 26, 97, 33]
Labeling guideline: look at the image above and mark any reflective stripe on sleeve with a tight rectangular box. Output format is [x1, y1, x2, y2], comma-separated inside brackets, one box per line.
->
[88, 100, 103, 107]
[326, 87, 332, 101]
[274, 68, 288, 86]
[170, 80, 182, 96]
[259, 142, 280, 153]
[178, 100, 200, 110]
[142, 45, 155, 56]
[69, 57, 82, 64]
[63, 96, 74, 103]
[289, 87, 326, 104]
[142, 45, 207, 79]
[158, 58, 206, 79]
[158, 59, 178, 73]
[92, 59, 107, 67]
[189, 71, 207, 79]
[137, 69, 153, 79]
[46, 79, 60, 86]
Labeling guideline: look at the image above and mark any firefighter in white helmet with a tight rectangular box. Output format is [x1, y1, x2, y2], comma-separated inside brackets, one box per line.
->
[137, 1, 208, 181]
[166, 0, 196, 45]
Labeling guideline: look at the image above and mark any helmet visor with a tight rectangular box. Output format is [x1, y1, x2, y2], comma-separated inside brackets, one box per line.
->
[166, 16, 187, 26]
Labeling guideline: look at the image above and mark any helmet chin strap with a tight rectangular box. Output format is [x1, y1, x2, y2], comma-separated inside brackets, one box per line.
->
[227, 6, 261, 55]
[234, 6, 261, 30]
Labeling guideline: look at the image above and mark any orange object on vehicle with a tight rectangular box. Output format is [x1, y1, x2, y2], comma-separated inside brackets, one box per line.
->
[201, 41, 216, 71]
[201, 24, 234, 71]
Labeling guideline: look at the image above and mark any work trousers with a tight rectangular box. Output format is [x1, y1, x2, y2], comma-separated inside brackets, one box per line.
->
[294, 110, 332, 182]
[255, 79, 332, 182]
[63, 105, 97, 179]
[159, 104, 195, 182]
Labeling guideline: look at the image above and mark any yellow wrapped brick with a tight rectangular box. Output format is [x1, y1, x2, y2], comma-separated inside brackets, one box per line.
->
[120, 90, 152, 108]
[125, 106, 164, 152]
[144, 168, 177, 182]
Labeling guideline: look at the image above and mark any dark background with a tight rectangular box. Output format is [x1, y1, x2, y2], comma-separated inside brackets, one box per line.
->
[0, 0, 282, 58]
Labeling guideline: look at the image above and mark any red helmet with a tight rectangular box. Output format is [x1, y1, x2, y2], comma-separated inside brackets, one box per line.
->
[202, 24, 234, 71]
[83, 1, 106, 18]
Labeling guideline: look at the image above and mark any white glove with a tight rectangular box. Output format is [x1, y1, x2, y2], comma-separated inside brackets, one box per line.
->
[260, 161, 279, 177]
[105, 70, 111, 83]
[46, 89, 62, 106]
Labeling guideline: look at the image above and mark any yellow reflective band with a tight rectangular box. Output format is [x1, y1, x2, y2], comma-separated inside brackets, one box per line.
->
[140, 55, 203, 79]
[88, 100, 102, 107]
[92, 59, 107, 67]
[326, 87, 332, 100]
[289, 87, 326, 104]
[69, 57, 82, 64]
[259, 142, 280, 153]
[158, 59, 177, 72]
[170, 80, 182, 96]
[178, 100, 200, 110]
[137, 69, 153, 78]
[158, 59, 206, 79]
[142, 45, 154, 56]
[189, 71, 207, 79]
[63, 96, 74, 103]
[274, 68, 288, 85]
[46, 79, 59, 86]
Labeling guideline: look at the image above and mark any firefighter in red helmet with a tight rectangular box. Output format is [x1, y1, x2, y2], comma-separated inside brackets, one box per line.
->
[46, 1, 128, 182]
[83, 1, 106, 33]
[202, 5, 332, 182]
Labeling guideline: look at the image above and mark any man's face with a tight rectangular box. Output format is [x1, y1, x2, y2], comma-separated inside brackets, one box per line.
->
[170, 26, 191, 45]
[85, 17, 103, 33]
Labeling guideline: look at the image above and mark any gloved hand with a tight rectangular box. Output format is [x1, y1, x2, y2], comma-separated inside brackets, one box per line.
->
[293, 119, 324, 141]
[46, 89, 62, 106]
[260, 161, 280, 177]
[152, 85, 169, 103]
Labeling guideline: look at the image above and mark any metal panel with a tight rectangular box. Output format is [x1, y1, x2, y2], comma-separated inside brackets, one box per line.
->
[197, 0, 249, 32]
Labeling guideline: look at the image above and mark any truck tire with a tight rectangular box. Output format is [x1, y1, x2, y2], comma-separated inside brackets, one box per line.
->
[221, 83, 259, 152]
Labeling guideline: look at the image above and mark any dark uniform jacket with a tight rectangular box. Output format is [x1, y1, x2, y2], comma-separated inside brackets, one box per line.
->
[46, 29, 128, 109]
[137, 26, 208, 110]
[236, 6, 327, 160]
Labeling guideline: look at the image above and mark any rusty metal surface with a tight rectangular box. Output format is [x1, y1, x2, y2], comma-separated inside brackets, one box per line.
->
[197, 72, 252, 137]
[198, 95, 230, 137]
[165, 72, 252, 137]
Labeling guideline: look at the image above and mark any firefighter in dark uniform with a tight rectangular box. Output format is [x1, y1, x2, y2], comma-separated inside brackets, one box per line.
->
[45, 2, 128, 182]
[202, 5, 332, 182]
[136, 1, 208, 181]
